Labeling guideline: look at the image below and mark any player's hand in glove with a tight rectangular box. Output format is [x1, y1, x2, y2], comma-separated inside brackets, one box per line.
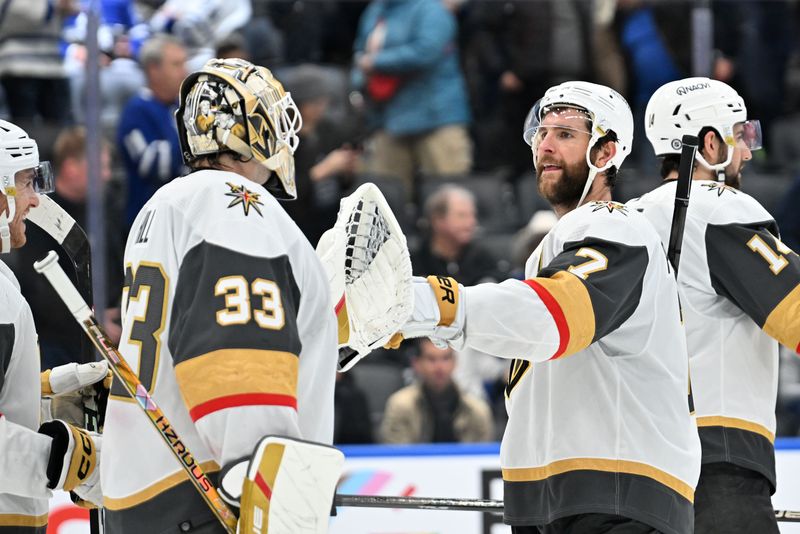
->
[41, 361, 112, 427]
[38, 420, 102, 507]
[384, 275, 466, 349]
[41, 361, 111, 396]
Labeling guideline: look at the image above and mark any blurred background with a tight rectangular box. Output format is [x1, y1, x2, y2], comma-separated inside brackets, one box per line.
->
[4, 0, 800, 447]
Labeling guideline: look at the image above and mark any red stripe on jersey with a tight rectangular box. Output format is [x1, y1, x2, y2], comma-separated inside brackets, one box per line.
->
[335, 294, 345, 314]
[189, 393, 297, 421]
[255, 471, 273, 500]
[523, 279, 569, 359]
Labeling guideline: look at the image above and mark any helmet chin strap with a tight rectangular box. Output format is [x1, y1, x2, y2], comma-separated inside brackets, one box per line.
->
[577, 140, 613, 208]
[695, 144, 733, 182]
[0, 175, 16, 254]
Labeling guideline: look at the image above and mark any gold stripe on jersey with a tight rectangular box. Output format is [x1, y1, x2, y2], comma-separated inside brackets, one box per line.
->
[502, 458, 694, 502]
[0, 513, 47, 527]
[175, 349, 298, 416]
[529, 271, 595, 358]
[763, 283, 800, 353]
[104, 460, 220, 510]
[696, 415, 775, 443]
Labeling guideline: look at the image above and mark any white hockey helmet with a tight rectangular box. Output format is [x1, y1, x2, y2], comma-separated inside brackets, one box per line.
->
[177, 58, 303, 200]
[645, 77, 762, 173]
[523, 81, 633, 206]
[0, 120, 54, 253]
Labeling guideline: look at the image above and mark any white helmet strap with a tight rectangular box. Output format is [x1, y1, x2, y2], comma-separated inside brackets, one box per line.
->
[695, 144, 733, 181]
[577, 133, 614, 207]
[0, 174, 15, 254]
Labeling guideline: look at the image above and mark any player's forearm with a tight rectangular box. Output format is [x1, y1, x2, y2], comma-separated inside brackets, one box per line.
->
[0, 416, 52, 498]
[459, 280, 562, 361]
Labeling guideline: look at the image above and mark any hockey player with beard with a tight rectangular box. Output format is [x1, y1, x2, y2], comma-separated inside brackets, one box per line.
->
[382, 81, 701, 533]
[628, 77, 800, 534]
[0, 120, 108, 532]
[101, 58, 340, 533]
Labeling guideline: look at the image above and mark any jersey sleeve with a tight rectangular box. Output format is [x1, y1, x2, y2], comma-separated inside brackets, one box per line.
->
[461, 236, 649, 361]
[168, 240, 304, 465]
[0, 307, 55, 499]
[705, 220, 800, 353]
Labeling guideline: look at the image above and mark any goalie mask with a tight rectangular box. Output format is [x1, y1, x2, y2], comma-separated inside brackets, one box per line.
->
[0, 120, 54, 253]
[645, 77, 762, 176]
[177, 58, 303, 199]
[523, 81, 633, 207]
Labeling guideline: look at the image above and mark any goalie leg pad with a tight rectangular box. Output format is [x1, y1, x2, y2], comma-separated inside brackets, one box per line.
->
[224, 436, 344, 534]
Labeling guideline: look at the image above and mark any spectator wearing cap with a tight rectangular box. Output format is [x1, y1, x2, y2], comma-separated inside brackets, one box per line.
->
[282, 64, 360, 245]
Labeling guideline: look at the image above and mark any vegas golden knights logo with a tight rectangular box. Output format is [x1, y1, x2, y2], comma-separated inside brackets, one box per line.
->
[505, 359, 531, 398]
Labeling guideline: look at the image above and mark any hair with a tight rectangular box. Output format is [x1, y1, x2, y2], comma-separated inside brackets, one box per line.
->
[590, 131, 619, 189]
[53, 126, 87, 172]
[215, 33, 248, 59]
[138, 35, 184, 70]
[658, 126, 719, 179]
[53, 126, 111, 172]
[423, 184, 475, 222]
[186, 150, 249, 173]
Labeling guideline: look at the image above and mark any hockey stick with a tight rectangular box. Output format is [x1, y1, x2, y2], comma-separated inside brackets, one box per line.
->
[27, 195, 103, 533]
[666, 134, 699, 275]
[33, 251, 238, 534]
[335, 494, 800, 522]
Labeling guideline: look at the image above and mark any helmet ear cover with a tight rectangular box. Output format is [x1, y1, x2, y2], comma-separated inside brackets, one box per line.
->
[176, 58, 303, 199]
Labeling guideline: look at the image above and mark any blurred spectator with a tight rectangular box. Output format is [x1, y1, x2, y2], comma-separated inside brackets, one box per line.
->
[282, 64, 360, 245]
[333, 372, 374, 445]
[380, 338, 492, 444]
[352, 0, 472, 193]
[0, 0, 80, 125]
[775, 176, 800, 252]
[117, 35, 187, 227]
[148, 0, 252, 69]
[12, 126, 125, 368]
[460, 0, 591, 176]
[215, 32, 249, 60]
[412, 184, 505, 285]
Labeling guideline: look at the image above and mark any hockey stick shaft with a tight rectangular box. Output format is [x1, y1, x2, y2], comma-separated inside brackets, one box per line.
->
[335, 494, 800, 521]
[33, 251, 238, 534]
[667, 134, 699, 275]
[28, 196, 102, 533]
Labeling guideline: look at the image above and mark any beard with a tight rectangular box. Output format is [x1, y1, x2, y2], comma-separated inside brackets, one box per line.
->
[536, 158, 590, 209]
[723, 163, 743, 189]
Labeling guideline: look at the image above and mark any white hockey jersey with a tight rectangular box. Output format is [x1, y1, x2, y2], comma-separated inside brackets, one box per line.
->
[0, 261, 51, 533]
[458, 201, 700, 534]
[629, 180, 800, 490]
[102, 170, 338, 532]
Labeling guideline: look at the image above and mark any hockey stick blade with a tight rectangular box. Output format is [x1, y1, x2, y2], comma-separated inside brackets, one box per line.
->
[28, 196, 102, 533]
[666, 134, 698, 275]
[335, 494, 800, 521]
[33, 251, 238, 534]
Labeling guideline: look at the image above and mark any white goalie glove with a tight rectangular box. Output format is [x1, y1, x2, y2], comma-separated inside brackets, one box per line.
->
[316, 183, 413, 371]
[219, 436, 344, 534]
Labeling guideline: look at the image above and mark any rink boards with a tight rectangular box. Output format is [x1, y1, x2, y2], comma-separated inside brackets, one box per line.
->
[46, 439, 800, 534]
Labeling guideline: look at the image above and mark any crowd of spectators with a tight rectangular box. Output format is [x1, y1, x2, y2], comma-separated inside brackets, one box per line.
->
[2, 0, 800, 444]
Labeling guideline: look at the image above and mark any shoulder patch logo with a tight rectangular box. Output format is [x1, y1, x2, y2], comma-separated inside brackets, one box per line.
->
[701, 182, 738, 197]
[589, 200, 629, 216]
[225, 182, 264, 216]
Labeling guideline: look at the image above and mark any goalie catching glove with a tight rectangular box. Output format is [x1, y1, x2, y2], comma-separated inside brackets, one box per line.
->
[384, 275, 466, 349]
[218, 436, 344, 534]
[38, 420, 102, 507]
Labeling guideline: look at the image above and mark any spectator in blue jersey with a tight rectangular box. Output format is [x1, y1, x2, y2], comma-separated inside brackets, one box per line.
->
[117, 35, 188, 227]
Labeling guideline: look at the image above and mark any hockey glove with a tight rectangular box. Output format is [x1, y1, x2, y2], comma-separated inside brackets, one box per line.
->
[38, 420, 103, 507]
[385, 275, 466, 349]
[219, 436, 344, 534]
[41, 361, 111, 396]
